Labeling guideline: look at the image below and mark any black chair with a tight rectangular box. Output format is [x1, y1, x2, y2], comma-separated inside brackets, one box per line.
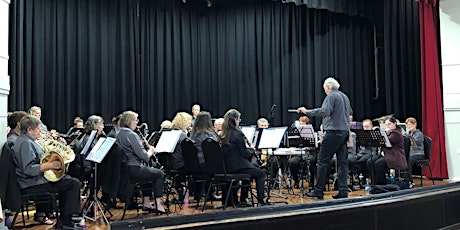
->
[201, 138, 254, 211]
[394, 137, 411, 183]
[0, 144, 59, 228]
[121, 179, 154, 220]
[181, 138, 209, 208]
[415, 135, 435, 186]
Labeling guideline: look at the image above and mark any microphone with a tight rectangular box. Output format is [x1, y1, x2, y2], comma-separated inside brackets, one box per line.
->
[270, 104, 276, 111]
[269, 104, 276, 120]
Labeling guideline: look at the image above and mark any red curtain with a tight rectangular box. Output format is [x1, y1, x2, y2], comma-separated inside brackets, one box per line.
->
[417, 0, 448, 179]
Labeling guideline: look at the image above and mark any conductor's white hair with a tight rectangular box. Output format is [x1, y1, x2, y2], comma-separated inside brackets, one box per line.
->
[323, 77, 340, 90]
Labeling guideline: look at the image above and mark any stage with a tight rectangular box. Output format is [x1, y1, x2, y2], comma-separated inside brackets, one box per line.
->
[110, 180, 460, 230]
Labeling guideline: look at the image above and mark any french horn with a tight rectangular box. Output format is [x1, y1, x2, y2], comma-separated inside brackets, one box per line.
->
[36, 131, 76, 182]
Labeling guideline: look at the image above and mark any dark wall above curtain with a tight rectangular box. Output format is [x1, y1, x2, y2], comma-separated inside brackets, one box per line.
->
[8, 0, 421, 133]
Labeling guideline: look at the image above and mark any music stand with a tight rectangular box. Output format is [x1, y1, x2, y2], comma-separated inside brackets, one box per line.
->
[152, 129, 182, 212]
[291, 125, 317, 196]
[257, 127, 288, 204]
[354, 129, 391, 192]
[83, 137, 116, 224]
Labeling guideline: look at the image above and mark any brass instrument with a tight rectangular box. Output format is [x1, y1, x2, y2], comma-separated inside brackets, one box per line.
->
[36, 131, 75, 182]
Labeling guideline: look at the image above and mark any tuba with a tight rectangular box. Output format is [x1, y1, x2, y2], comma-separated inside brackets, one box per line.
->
[36, 131, 76, 182]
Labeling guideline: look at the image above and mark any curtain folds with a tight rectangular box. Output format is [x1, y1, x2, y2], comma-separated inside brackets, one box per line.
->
[416, 0, 448, 179]
[8, 0, 389, 134]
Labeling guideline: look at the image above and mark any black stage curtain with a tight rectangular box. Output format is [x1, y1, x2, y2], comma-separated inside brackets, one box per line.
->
[8, 0, 418, 132]
[382, 0, 422, 124]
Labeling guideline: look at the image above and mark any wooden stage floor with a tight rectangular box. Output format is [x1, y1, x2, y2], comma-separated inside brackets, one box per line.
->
[9, 176, 446, 230]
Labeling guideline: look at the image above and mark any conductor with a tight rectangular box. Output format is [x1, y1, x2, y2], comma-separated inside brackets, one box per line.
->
[297, 77, 352, 199]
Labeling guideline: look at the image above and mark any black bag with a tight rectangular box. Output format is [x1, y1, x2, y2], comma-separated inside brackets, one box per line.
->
[371, 184, 400, 194]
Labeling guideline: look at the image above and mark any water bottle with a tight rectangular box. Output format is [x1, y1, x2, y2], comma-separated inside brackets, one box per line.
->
[365, 178, 371, 195]
[390, 175, 395, 184]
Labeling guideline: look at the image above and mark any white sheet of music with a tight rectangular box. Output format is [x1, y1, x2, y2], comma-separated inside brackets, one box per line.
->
[155, 129, 182, 153]
[86, 137, 116, 163]
[240, 126, 256, 145]
[80, 130, 97, 156]
[296, 124, 318, 147]
[257, 127, 288, 149]
[380, 130, 392, 148]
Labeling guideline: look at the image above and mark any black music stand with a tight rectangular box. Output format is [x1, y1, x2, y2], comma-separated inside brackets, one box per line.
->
[290, 125, 317, 196]
[153, 129, 182, 213]
[354, 129, 391, 192]
[83, 137, 116, 224]
[257, 127, 289, 204]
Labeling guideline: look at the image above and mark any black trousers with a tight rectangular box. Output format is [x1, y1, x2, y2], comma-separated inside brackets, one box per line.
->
[367, 155, 388, 185]
[22, 176, 81, 216]
[314, 130, 349, 195]
[127, 165, 164, 198]
[408, 154, 425, 182]
[288, 151, 317, 184]
[230, 166, 265, 201]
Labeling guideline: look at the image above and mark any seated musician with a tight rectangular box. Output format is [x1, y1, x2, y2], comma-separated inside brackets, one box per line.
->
[190, 111, 218, 168]
[7, 111, 28, 147]
[356, 119, 377, 179]
[107, 114, 122, 138]
[28, 106, 48, 132]
[190, 111, 220, 200]
[367, 117, 407, 185]
[12, 115, 81, 228]
[116, 111, 167, 213]
[214, 118, 224, 135]
[288, 115, 317, 189]
[219, 109, 266, 206]
[76, 115, 106, 180]
[158, 112, 192, 170]
[403, 117, 424, 184]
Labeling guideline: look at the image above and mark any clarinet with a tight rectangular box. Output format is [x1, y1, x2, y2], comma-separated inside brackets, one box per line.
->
[240, 129, 264, 167]
[135, 128, 161, 169]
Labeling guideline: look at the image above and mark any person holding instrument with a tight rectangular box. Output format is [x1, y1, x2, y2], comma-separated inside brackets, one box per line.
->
[219, 109, 266, 206]
[403, 117, 424, 184]
[12, 115, 81, 228]
[116, 111, 167, 213]
[367, 117, 407, 185]
[297, 77, 352, 199]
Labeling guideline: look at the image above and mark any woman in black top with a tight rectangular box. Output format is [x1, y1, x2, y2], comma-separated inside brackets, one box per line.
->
[219, 109, 266, 206]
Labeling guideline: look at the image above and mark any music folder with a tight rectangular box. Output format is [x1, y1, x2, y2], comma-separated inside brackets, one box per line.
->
[85, 137, 116, 163]
[154, 129, 182, 153]
[80, 130, 97, 156]
[257, 127, 288, 149]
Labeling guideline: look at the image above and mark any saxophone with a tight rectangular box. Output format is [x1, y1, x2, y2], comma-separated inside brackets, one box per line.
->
[36, 131, 76, 182]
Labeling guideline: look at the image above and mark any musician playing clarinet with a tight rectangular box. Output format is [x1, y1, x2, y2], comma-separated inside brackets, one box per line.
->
[219, 109, 266, 206]
[116, 111, 167, 213]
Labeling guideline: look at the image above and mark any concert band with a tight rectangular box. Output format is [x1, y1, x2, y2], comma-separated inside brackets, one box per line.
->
[4, 101, 422, 227]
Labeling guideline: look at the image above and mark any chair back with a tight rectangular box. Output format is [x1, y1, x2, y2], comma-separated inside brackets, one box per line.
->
[181, 138, 202, 174]
[423, 135, 432, 160]
[202, 138, 226, 175]
[403, 136, 411, 164]
[0, 144, 24, 211]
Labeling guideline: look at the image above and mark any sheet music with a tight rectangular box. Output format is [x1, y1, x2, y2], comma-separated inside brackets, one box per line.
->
[85, 137, 116, 163]
[257, 127, 288, 149]
[80, 130, 97, 155]
[155, 130, 182, 153]
[295, 124, 318, 147]
[240, 126, 256, 145]
[380, 130, 392, 148]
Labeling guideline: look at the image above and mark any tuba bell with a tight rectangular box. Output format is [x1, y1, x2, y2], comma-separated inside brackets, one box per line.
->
[36, 131, 76, 182]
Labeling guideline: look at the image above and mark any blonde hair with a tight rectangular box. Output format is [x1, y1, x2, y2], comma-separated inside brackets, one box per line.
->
[120, 111, 138, 128]
[28, 106, 41, 115]
[171, 112, 192, 132]
[405, 117, 417, 125]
